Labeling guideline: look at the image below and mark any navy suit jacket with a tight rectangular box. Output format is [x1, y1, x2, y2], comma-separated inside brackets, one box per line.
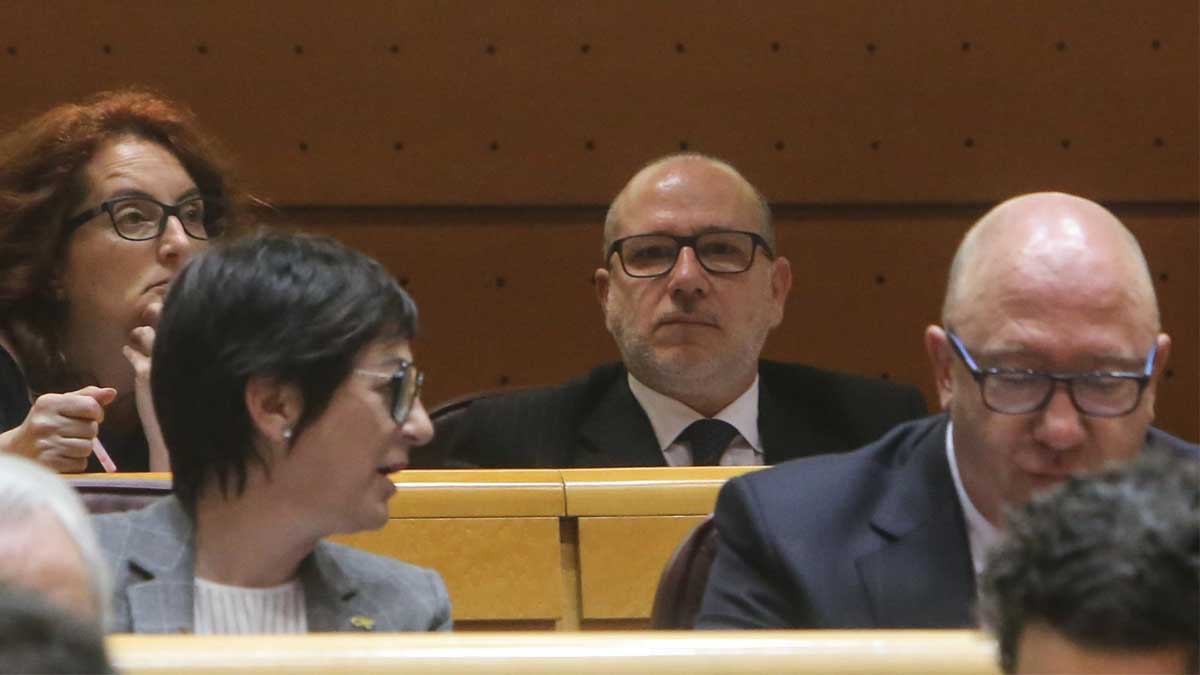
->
[418, 360, 928, 468]
[696, 414, 1200, 629]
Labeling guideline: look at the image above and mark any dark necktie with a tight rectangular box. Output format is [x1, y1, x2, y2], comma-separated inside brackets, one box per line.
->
[679, 418, 740, 466]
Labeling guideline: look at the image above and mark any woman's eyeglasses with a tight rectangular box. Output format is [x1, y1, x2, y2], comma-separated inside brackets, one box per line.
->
[355, 361, 424, 424]
[65, 195, 224, 241]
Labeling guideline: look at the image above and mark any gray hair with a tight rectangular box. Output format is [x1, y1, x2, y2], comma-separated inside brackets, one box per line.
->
[0, 454, 110, 626]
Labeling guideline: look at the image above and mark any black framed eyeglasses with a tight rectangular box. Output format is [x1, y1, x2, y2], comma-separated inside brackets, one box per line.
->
[607, 230, 774, 278]
[64, 195, 224, 241]
[356, 361, 424, 424]
[945, 329, 1156, 417]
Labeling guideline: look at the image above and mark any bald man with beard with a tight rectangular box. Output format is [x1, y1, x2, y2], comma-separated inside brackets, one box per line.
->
[697, 192, 1199, 629]
[421, 153, 927, 468]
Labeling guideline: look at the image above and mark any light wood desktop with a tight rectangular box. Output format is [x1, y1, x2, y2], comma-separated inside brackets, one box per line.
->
[107, 630, 1001, 675]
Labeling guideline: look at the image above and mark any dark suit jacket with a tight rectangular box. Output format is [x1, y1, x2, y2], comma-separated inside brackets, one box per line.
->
[695, 414, 1200, 629]
[418, 360, 928, 468]
[93, 496, 452, 633]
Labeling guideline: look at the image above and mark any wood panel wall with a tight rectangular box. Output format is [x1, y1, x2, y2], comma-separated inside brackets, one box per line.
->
[2, 1, 1196, 439]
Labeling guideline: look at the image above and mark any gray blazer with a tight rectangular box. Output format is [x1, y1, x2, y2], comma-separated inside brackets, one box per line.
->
[92, 496, 451, 633]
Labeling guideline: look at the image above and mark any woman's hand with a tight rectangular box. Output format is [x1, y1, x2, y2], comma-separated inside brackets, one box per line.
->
[0, 386, 117, 472]
[125, 301, 169, 472]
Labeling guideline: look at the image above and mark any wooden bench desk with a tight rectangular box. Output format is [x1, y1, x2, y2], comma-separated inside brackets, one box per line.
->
[562, 467, 762, 628]
[333, 470, 565, 630]
[75, 467, 760, 630]
[107, 630, 1001, 674]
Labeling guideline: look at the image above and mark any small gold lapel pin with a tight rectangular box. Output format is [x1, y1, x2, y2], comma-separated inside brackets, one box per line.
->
[350, 615, 376, 631]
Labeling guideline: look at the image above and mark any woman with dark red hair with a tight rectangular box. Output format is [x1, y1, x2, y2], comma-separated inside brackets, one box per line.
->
[0, 89, 254, 472]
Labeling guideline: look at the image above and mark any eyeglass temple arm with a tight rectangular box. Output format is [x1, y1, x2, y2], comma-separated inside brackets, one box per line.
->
[1141, 341, 1158, 376]
[945, 330, 982, 371]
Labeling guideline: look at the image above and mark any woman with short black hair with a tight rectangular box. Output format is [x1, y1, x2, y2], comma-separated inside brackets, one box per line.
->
[94, 232, 450, 634]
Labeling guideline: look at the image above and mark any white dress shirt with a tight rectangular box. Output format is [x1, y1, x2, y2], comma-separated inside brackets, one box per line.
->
[627, 373, 764, 466]
[945, 422, 1002, 576]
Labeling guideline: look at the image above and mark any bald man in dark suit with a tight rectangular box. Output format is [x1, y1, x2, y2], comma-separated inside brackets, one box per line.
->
[420, 153, 926, 469]
[698, 192, 1199, 629]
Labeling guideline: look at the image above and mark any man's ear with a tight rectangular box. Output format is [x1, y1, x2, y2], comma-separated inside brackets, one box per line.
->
[594, 267, 610, 311]
[768, 256, 793, 326]
[924, 325, 955, 410]
[1141, 332, 1172, 421]
[244, 375, 304, 449]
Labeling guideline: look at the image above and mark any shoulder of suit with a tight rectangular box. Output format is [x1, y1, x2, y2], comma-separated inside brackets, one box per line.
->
[91, 509, 135, 550]
[91, 506, 133, 528]
[91, 495, 172, 544]
[759, 359, 919, 396]
[1147, 426, 1200, 457]
[92, 496, 191, 566]
[716, 417, 946, 533]
[467, 362, 626, 412]
[735, 415, 945, 490]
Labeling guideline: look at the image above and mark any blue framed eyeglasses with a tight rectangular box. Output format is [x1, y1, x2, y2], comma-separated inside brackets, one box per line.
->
[945, 329, 1155, 417]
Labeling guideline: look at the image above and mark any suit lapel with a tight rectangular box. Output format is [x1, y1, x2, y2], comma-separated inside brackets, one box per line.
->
[576, 372, 665, 467]
[302, 542, 376, 632]
[124, 497, 197, 634]
[854, 418, 976, 628]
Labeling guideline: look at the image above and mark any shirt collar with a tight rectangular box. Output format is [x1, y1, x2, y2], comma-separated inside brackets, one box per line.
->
[945, 421, 1001, 576]
[626, 373, 763, 453]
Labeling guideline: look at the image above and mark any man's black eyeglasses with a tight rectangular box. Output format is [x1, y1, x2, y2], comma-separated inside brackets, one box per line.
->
[607, 230, 774, 278]
[65, 195, 224, 241]
[945, 329, 1155, 417]
[356, 361, 424, 425]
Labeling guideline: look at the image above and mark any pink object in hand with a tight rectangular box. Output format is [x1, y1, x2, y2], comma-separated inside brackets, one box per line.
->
[93, 438, 117, 472]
